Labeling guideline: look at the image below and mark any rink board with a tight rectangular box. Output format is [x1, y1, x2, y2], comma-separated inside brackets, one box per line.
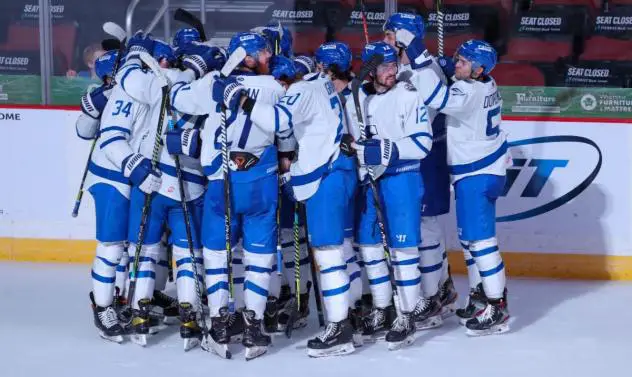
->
[1, 106, 631, 280]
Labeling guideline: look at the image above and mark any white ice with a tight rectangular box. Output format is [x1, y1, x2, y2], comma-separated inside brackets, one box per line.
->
[1, 262, 631, 377]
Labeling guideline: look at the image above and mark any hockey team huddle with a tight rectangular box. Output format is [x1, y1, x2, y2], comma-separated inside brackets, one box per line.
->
[77, 12, 512, 361]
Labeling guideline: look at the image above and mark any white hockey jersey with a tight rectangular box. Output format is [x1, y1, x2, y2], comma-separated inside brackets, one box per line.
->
[116, 60, 205, 201]
[345, 81, 433, 179]
[85, 84, 149, 198]
[172, 72, 288, 183]
[249, 72, 344, 201]
[408, 56, 511, 183]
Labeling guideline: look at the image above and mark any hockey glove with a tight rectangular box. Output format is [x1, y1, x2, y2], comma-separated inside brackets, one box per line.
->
[122, 153, 162, 194]
[352, 138, 399, 170]
[222, 81, 247, 112]
[126, 31, 155, 59]
[211, 77, 236, 104]
[165, 128, 201, 158]
[395, 29, 430, 69]
[438, 55, 456, 79]
[340, 134, 356, 157]
[80, 85, 112, 120]
[279, 172, 297, 202]
[182, 44, 227, 79]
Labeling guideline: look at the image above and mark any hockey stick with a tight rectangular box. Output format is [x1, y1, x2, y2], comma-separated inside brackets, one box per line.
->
[174, 8, 208, 41]
[126, 53, 170, 309]
[436, 0, 444, 56]
[350, 54, 403, 317]
[71, 22, 127, 217]
[218, 47, 248, 313]
[275, 189, 283, 277]
[284, 201, 303, 338]
[358, 0, 370, 44]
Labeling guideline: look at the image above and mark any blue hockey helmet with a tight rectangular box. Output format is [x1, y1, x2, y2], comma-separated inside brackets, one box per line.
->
[361, 41, 398, 65]
[270, 55, 297, 81]
[456, 39, 497, 75]
[228, 31, 271, 58]
[258, 23, 293, 57]
[94, 50, 119, 81]
[172, 28, 201, 49]
[383, 12, 425, 40]
[293, 55, 315, 76]
[314, 42, 352, 72]
[153, 39, 177, 65]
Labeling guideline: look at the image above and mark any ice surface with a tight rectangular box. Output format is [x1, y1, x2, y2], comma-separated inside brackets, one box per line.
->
[1, 262, 631, 377]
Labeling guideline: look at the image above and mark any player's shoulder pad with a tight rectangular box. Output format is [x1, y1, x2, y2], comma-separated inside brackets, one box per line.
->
[449, 80, 474, 97]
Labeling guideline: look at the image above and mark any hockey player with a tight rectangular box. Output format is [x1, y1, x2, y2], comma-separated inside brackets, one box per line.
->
[202, 31, 286, 360]
[397, 32, 511, 335]
[383, 12, 457, 327]
[260, 56, 313, 335]
[77, 49, 127, 343]
[313, 42, 364, 342]
[115, 33, 222, 348]
[217, 41, 359, 358]
[346, 42, 432, 349]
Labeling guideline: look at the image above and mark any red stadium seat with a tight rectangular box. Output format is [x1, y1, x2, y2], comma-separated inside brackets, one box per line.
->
[292, 29, 326, 55]
[492, 63, 546, 86]
[530, 0, 600, 7]
[335, 31, 384, 56]
[581, 36, 632, 61]
[503, 38, 572, 62]
[425, 34, 482, 56]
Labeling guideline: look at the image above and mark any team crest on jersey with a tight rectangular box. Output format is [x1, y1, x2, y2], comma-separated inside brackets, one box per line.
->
[403, 82, 416, 91]
[450, 87, 466, 96]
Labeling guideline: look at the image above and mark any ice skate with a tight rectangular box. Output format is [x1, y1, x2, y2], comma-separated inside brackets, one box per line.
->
[242, 310, 270, 361]
[179, 302, 203, 352]
[203, 307, 232, 359]
[386, 313, 416, 351]
[412, 293, 443, 330]
[130, 298, 153, 346]
[152, 290, 179, 324]
[361, 305, 396, 343]
[439, 275, 458, 318]
[465, 297, 510, 336]
[89, 292, 124, 343]
[307, 319, 355, 358]
[456, 283, 487, 325]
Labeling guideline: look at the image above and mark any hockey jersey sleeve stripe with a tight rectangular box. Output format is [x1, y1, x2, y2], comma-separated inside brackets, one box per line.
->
[100, 126, 131, 135]
[423, 81, 443, 106]
[76, 131, 94, 141]
[275, 104, 294, 130]
[437, 89, 450, 111]
[158, 162, 206, 185]
[88, 161, 129, 185]
[100, 136, 126, 149]
[119, 64, 142, 93]
[449, 141, 507, 175]
[202, 155, 222, 177]
[321, 283, 350, 297]
[170, 82, 188, 109]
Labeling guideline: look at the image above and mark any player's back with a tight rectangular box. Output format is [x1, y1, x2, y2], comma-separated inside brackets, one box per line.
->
[446, 77, 508, 182]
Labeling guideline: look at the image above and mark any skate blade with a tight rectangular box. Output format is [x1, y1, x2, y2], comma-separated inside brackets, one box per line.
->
[201, 337, 232, 359]
[458, 317, 470, 326]
[387, 334, 417, 351]
[131, 334, 148, 347]
[466, 322, 510, 337]
[245, 346, 267, 361]
[362, 331, 386, 344]
[229, 334, 243, 344]
[98, 331, 124, 344]
[415, 315, 443, 330]
[149, 323, 168, 334]
[352, 333, 364, 347]
[307, 342, 355, 358]
[183, 337, 201, 352]
[440, 303, 456, 319]
[163, 315, 180, 325]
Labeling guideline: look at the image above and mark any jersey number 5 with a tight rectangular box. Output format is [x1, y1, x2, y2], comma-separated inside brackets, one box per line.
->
[486, 106, 501, 137]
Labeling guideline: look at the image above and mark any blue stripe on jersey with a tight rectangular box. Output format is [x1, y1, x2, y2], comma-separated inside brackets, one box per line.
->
[174, 114, 192, 129]
[205, 268, 228, 275]
[176, 270, 204, 281]
[419, 261, 443, 273]
[470, 245, 499, 258]
[100, 136, 126, 149]
[97, 256, 118, 267]
[88, 161, 130, 185]
[100, 126, 131, 135]
[274, 107, 280, 133]
[395, 276, 421, 287]
[418, 243, 441, 251]
[438, 89, 450, 111]
[349, 270, 361, 282]
[410, 132, 432, 154]
[119, 65, 142, 93]
[275, 104, 293, 129]
[159, 163, 205, 185]
[244, 281, 268, 297]
[449, 141, 507, 175]
[292, 159, 330, 186]
[245, 265, 274, 273]
[321, 265, 346, 274]
[203, 155, 222, 178]
[91, 270, 115, 283]
[480, 261, 504, 277]
[424, 81, 443, 106]
[175, 257, 204, 267]
[207, 281, 228, 294]
[391, 257, 420, 266]
[322, 283, 350, 297]
[369, 275, 390, 285]
[170, 82, 188, 110]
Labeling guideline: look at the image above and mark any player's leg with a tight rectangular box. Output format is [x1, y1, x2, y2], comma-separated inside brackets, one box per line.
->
[240, 174, 278, 359]
[342, 171, 363, 336]
[168, 195, 205, 350]
[416, 216, 446, 326]
[127, 188, 169, 344]
[88, 183, 128, 342]
[380, 172, 424, 349]
[201, 179, 239, 355]
[305, 169, 355, 358]
[455, 175, 509, 336]
[150, 230, 178, 320]
[356, 183, 395, 341]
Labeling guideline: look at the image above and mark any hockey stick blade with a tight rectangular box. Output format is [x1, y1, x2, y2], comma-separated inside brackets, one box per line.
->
[174, 8, 208, 41]
[138, 52, 170, 88]
[220, 47, 246, 78]
[103, 22, 126, 42]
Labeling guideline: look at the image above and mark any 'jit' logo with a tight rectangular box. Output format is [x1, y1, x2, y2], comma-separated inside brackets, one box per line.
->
[501, 158, 569, 197]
